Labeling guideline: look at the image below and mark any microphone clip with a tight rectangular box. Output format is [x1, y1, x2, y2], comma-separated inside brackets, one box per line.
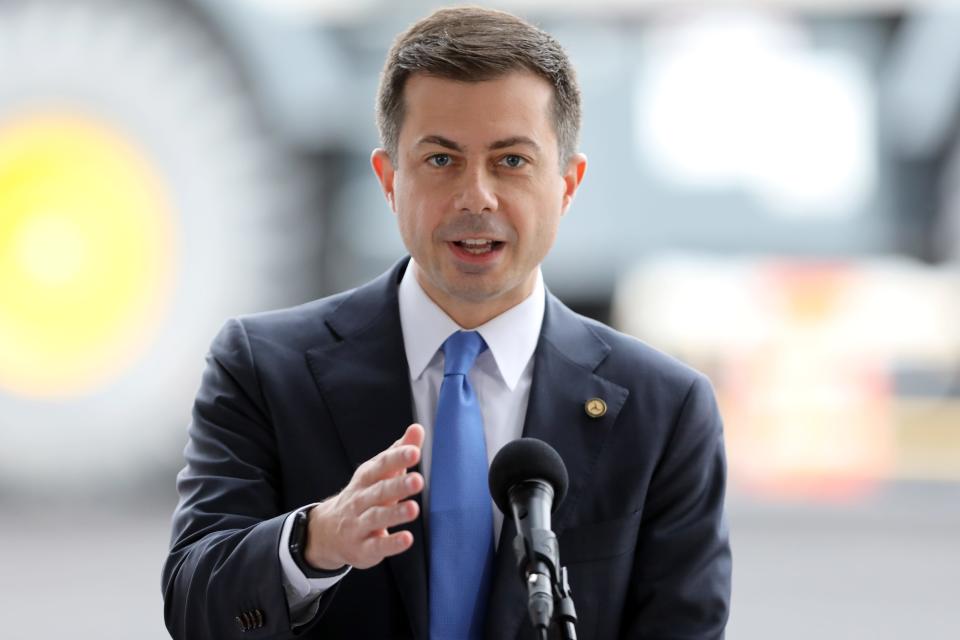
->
[512, 529, 579, 640]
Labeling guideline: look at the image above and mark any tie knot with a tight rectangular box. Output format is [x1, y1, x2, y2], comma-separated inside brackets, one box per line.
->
[442, 331, 486, 376]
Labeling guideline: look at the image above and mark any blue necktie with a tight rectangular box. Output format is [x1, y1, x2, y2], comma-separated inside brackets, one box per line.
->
[429, 331, 494, 640]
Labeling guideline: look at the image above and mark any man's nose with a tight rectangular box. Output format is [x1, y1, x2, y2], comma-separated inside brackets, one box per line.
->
[453, 165, 498, 214]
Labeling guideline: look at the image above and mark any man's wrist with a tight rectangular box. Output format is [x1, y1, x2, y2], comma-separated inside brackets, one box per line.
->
[289, 507, 348, 578]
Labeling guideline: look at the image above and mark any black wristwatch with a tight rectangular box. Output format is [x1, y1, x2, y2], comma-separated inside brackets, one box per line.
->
[289, 507, 348, 579]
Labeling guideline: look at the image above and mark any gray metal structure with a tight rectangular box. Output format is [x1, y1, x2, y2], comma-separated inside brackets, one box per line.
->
[192, 0, 960, 303]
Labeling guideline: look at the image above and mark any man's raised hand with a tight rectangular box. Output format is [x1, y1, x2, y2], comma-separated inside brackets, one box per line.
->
[304, 423, 425, 570]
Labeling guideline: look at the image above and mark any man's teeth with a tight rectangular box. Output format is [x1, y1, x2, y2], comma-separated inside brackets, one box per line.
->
[456, 239, 496, 254]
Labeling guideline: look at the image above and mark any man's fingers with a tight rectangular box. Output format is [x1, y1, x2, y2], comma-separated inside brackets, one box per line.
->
[358, 500, 420, 533]
[385, 425, 425, 479]
[390, 423, 425, 450]
[355, 444, 420, 487]
[317, 427, 424, 570]
[362, 530, 414, 561]
[399, 423, 425, 449]
[355, 472, 423, 512]
[308, 436, 423, 571]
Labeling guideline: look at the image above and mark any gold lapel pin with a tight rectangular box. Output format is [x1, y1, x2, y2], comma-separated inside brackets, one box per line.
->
[584, 397, 607, 418]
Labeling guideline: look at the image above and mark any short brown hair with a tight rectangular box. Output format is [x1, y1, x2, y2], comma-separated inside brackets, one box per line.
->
[376, 7, 581, 168]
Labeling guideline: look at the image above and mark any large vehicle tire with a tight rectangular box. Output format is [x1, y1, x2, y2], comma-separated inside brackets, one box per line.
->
[0, 0, 320, 492]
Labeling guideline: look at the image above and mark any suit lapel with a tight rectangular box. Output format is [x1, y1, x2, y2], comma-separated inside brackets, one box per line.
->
[306, 259, 429, 639]
[485, 293, 630, 639]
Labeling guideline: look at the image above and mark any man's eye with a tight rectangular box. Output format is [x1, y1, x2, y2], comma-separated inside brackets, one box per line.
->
[500, 154, 526, 168]
[428, 154, 451, 168]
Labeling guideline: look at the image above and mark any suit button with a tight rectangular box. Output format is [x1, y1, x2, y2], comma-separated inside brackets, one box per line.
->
[235, 614, 247, 632]
[253, 609, 264, 628]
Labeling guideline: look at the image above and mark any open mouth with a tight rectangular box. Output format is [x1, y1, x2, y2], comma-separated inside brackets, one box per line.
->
[452, 239, 505, 255]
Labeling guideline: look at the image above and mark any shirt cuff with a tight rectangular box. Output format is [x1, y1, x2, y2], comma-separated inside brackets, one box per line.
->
[278, 504, 351, 626]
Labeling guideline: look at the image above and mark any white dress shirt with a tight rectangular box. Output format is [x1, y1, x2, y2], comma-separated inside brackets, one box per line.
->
[279, 259, 545, 624]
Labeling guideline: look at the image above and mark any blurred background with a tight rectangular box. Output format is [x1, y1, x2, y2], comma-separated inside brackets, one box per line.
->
[1, 0, 958, 637]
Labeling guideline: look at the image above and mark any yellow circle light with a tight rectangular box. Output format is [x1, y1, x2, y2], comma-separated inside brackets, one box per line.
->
[0, 113, 176, 397]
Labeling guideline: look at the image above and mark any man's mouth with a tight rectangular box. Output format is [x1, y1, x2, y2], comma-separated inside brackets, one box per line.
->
[452, 238, 504, 255]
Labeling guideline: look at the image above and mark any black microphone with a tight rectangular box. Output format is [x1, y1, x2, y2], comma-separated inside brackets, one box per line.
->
[489, 438, 569, 636]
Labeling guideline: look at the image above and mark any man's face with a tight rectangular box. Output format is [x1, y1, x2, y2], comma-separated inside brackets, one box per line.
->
[372, 72, 586, 327]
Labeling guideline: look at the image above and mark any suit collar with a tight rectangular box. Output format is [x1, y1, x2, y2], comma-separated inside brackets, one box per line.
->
[397, 259, 546, 392]
[539, 290, 611, 372]
[323, 257, 408, 341]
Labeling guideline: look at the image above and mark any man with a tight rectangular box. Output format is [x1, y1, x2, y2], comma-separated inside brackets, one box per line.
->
[163, 7, 731, 639]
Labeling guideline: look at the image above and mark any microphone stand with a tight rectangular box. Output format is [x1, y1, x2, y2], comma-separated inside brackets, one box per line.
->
[511, 526, 578, 639]
[554, 566, 577, 640]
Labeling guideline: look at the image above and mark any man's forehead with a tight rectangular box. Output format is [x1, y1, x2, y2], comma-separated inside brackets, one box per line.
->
[398, 72, 556, 150]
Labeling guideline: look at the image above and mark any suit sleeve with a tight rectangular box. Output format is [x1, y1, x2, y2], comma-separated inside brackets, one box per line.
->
[161, 319, 328, 638]
[622, 374, 732, 639]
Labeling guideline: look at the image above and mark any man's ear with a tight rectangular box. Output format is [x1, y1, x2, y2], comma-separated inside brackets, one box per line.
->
[371, 148, 397, 213]
[560, 153, 587, 216]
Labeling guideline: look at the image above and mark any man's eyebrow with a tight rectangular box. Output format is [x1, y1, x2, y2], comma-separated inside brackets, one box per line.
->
[489, 136, 540, 152]
[416, 135, 463, 151]
[415, 135, 541, 153]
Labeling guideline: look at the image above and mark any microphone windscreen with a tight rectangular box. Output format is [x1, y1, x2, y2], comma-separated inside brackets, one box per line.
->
[488, 438, 569, 514]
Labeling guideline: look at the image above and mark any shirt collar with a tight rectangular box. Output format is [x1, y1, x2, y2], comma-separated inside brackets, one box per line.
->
[398, 258, 545, 391]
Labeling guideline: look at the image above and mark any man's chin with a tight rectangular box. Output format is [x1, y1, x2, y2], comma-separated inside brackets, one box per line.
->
[417, 262, 532, 312]
[439, 280, 504, 305]
[442, 274, 537, 311]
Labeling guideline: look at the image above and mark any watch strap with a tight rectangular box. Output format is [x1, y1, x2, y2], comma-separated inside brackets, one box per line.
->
[289, 507, 349, 579]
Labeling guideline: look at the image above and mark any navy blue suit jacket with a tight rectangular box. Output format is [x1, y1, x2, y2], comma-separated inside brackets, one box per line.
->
[162, 258, 731, 639]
